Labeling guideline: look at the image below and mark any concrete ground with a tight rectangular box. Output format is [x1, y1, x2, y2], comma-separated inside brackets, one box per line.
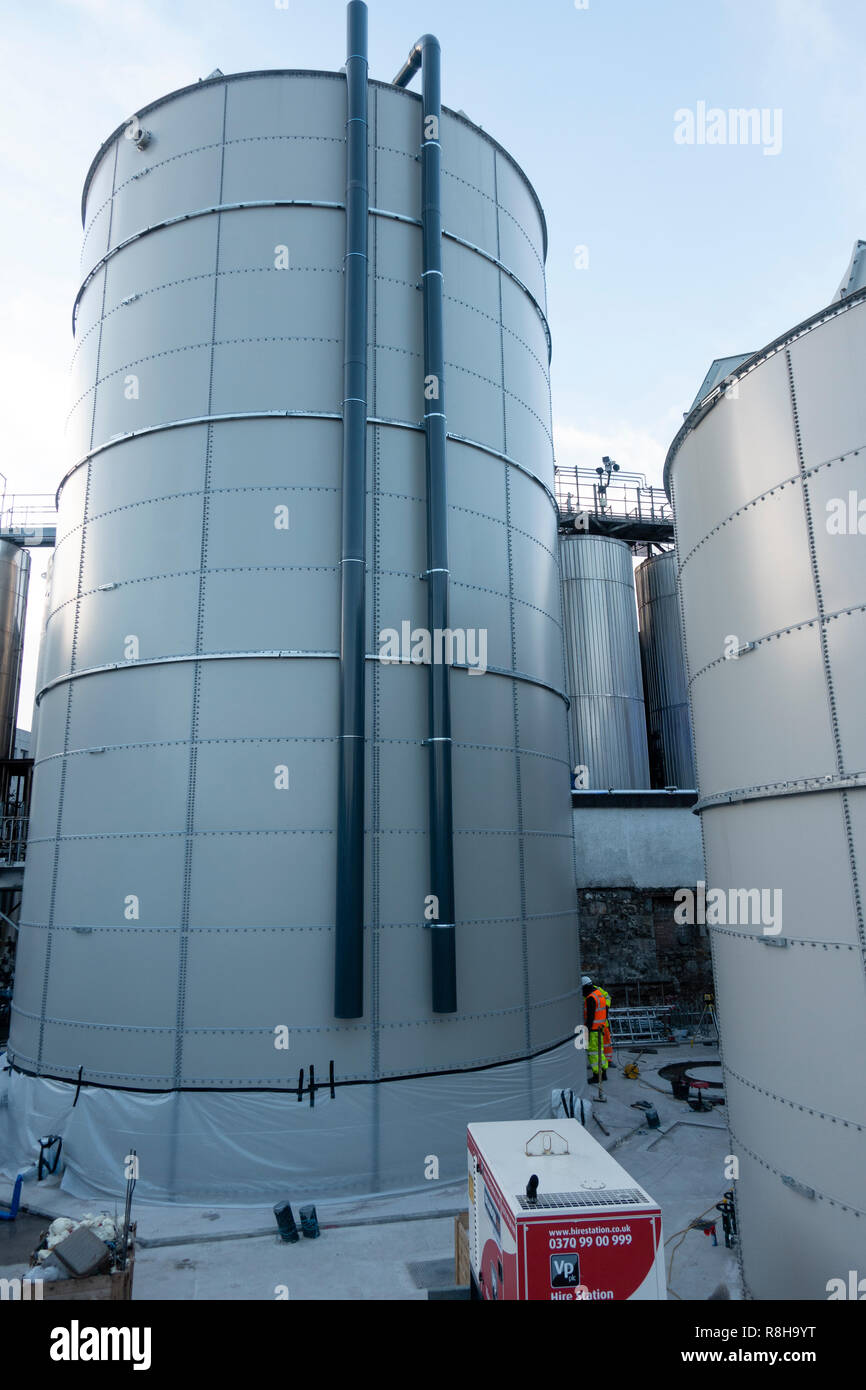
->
[0, 1044, 741, 1300]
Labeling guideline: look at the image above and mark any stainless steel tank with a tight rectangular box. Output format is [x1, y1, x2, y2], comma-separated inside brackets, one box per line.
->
[666, 286, 866, 1299]
[0, 541, 30, 760]
[9, 59, 581, 1198]
[560, 532, 650, 789]
[635, 549, 695, 789]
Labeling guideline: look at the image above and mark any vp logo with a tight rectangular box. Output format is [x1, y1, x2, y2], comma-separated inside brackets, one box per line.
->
[550, 1254, 580, 1288]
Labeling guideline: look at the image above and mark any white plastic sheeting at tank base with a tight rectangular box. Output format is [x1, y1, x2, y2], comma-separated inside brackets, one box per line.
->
[0, 1042, 582, 1206]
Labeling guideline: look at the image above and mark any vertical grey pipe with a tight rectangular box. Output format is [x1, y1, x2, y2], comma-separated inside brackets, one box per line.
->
[394, 37, 457, 1014]
[334, 0, 369, 1019]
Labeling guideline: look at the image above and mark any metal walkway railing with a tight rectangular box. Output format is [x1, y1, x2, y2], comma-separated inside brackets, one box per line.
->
[554, 466, 672, 532]
[0, 486, 57, 547]
[0, 816, 28, 864]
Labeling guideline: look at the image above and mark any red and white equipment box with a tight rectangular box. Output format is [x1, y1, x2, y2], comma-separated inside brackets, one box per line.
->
[467, 1119, 665, 1301]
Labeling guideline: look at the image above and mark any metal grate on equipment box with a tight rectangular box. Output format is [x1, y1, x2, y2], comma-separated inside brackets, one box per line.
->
[516, 1188, 647, 1211]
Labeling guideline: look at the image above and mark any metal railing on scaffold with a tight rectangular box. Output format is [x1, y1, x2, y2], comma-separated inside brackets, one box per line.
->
[0, 816, 29, 865]
[554, 466, 672, 527]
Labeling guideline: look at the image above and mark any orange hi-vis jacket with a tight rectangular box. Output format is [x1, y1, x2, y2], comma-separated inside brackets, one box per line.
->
[584, 987, 608, 1031]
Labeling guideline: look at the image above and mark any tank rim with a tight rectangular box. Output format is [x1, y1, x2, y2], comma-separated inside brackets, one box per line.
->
[663, 284, 866, 501]
[79, 68, 549, 262]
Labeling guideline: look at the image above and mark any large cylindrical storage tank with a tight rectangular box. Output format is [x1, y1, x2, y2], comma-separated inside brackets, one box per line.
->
[0, 541, 30, 760]
[635, 550, 695, 789]
[560, 533, 650, 789]
[666, 288, 866, 1298]
[7, 62, 581, 1201]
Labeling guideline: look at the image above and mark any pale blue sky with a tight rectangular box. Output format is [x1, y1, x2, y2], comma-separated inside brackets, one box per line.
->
[1, 0, 863, 716]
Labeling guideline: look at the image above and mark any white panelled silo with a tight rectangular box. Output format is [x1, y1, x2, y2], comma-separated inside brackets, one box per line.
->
[635, 549, 695, 789]
[666, 285, 866, 1298]
[560, 533, 650, 789]
[7, 23, 581, 1202]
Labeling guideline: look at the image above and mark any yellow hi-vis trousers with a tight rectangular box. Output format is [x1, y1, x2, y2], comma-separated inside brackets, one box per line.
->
[588, 1027, 608, 1075]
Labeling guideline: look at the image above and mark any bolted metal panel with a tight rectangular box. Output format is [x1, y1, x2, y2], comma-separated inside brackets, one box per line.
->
[559, 533, 650, 790]
[10, 63, 580, 1192]
[666, 287, 866, 1300]
[0, 541, 30, 758]
[635, 549, 695, 789]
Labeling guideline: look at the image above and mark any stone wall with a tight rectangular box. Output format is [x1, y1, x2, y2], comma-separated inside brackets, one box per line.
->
[578, 886, 712, 1003]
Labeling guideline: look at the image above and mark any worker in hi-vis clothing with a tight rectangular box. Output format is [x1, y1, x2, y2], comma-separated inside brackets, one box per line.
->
[601, 984, 613, 1068]
[582, 975, 609, 1080]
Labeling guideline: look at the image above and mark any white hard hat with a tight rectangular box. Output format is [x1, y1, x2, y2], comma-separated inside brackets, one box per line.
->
[581, 975, 592, 987]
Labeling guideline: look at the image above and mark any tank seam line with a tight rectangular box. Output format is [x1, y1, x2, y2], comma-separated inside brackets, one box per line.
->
[81, 135, 544, 280]
[497, 148, 531, 1064]
[677, 442, 866, 572]
[724, 1068, 863, 1131]
[706, 924, 860, 949]
[26, 827, 575, 843]
[686, 601, 866, 686]
[15, 991, 579, 1034]
[370, 80, 381, 1085]
[17, 909, 577, 934]
[75, 204, 551, 358]
[32, 738, 572, 766]
[42, 566, 565, 630]
[173, 83, 227, 1088]
[56, 415, 559, 517]
[72, 269, 550, 381]
[727, 1125, 865, 1218]
[34, 141, 118, 1078]
[35, 656, 570, 707]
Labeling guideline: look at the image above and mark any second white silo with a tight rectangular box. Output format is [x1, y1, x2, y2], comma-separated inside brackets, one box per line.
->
[666, 278, 866, 1299]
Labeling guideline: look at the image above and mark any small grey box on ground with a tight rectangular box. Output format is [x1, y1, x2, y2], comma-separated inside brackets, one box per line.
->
[52, 1227, 112, 1279]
